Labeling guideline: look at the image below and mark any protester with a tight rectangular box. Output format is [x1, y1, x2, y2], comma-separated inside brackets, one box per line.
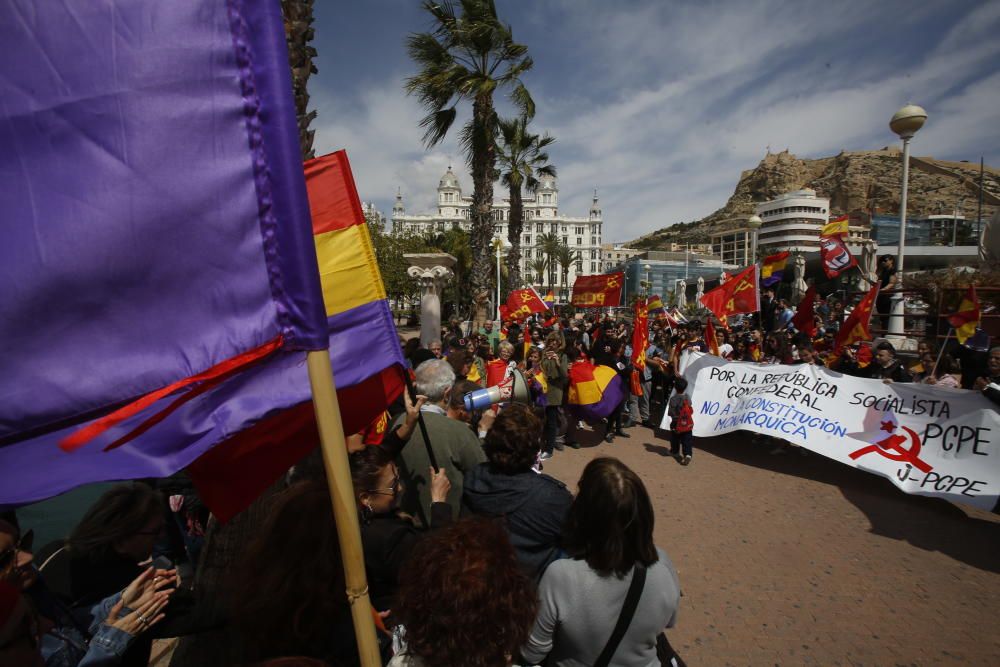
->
[427, 340, 443, 359]
[971, 346, 1000, 405]
[540, 332, 571, 459]
[462, 404, 573, 583]
[2, 515, 176, 667]
[231, 481, 357, 666]
[923, 354, 961, 388]
[350, 446, 451, 612]
[666, 377, 695, 466]
[876, 255, 897, 329]
[445, 348, 472, 382]
[396, 360, 487, 525]
[480, 320, 500, 355]
[869, 341, 911, 383]
[520, 458, 681, 667]
[389, 519, 536, 667]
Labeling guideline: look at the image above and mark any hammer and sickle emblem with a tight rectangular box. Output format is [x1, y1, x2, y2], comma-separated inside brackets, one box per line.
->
[849, 425, 933, 473]
[605, 277, 620, 289]
[732, 280, 753, 294]
[520, 292, 533, 303]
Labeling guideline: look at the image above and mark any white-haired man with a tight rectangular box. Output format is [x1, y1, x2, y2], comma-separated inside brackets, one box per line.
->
[396, 359, 486, 525]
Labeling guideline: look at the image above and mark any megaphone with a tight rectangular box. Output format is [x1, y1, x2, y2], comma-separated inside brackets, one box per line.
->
[464, 369, 532, 411]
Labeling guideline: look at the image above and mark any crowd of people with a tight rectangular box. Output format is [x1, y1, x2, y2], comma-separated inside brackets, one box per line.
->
[4, 286, 998, 667]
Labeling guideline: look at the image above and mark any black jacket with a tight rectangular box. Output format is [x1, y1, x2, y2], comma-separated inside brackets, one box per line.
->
[462, 463, 572, 583]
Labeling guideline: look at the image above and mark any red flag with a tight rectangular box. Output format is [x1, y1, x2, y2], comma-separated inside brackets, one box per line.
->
[571, 272, 624, 307]
[791, 286, 818, 337]
[505, 288, 548, 318]
[819, 233, 857, 278]
[948, 285, 981, 344]
[705, 319, 720, 356]
[630, 298, 648, 395]
[701, 265, 760, 322]
[834, 284, 879, 353]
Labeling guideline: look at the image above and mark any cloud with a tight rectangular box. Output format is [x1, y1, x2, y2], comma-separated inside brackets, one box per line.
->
[310, 1, 1000, 245]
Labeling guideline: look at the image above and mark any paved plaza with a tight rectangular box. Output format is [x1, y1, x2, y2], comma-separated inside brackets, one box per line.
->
[542, 425, 1000, 666]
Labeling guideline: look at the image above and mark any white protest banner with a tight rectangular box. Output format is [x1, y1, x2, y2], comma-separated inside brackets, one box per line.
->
[661, 353, 1000, 510]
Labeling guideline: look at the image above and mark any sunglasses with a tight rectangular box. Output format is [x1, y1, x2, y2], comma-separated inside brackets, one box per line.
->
[0, 529, 34, 571]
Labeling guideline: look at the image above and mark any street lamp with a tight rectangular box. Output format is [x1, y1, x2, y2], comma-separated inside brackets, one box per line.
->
[746, 214, 763, 267]
[643, 263, 652, 296]
[491, 235, 511, 322]
[888, 103, 927, 336]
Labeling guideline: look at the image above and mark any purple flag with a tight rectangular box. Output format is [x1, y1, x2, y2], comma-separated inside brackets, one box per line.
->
[0, 0, 328, 507]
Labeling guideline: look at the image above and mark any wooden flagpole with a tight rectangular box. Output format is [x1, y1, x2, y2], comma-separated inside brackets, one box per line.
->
[305, 350, 382, 667]
[932, 328, 953, 378]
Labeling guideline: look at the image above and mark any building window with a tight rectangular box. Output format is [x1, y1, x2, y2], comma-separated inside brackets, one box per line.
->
[590, 249, 596, 259]
[590, 261, 596, 272]
[524, 235, 531, 245]
[576, 226, 584, 235]
[561, 225, 567, 233]
[591, 236, 597, 245]
[562, 236, 568, 244]
[536, 223, 543, 232]
[576, 237, 582, 245]
[536, 249, 543, 258]
[551, 223, 558, 233]
[576, 261, 583, 272]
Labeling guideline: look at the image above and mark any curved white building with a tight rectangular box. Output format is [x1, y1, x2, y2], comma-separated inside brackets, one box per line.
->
[755, 189, 830, 253]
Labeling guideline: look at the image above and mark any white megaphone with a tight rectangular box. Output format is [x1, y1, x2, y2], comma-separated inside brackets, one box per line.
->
[464, 368, 532, 411]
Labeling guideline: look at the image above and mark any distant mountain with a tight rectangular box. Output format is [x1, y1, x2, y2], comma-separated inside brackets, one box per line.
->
[629, 148, 1000, 249]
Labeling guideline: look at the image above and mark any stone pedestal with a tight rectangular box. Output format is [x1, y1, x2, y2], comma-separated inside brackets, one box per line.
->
[405, 253, 457, 348]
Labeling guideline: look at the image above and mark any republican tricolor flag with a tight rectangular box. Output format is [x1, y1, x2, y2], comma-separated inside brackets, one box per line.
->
[760, 251, 790, 287]
[948, 285, 981, 345]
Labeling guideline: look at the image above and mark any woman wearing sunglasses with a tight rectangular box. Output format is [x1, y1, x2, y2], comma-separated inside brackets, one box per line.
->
[349, 446, 451, 614]
[1, 517, 174, 667]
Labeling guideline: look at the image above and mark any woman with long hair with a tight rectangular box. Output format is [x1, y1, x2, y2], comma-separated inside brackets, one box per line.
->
[521, 458, 681, 667]
[231, 481, 357, 666]
[389, 518, 536, 667]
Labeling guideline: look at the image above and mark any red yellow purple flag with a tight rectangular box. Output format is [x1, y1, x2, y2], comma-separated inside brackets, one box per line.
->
[948, 285, 981, 344]
[761, 251, 790, 287]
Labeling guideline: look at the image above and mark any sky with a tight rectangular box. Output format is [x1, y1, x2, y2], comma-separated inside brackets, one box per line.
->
[309, 0, 1000, 243]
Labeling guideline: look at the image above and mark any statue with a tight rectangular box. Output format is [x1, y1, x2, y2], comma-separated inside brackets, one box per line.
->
[719, 271, 727, 284]
[861, 240, 879, 286]
[676, 280, 687, 310]
[791, 253, 808, 304]
[695, 276, 705, 306]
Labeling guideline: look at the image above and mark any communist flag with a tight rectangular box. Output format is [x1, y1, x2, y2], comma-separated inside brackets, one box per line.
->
[701, 265, 760, 322]
[948, 285, 980, 344]
[760, 251, 790, 287]
[791, 285, 818, 336]
[834, 284, 879, 353]
[506, 288, 548, 319]
[571, 272, 624, 307]
[821, 215, 850, 237]
[630, 298, 648, 395]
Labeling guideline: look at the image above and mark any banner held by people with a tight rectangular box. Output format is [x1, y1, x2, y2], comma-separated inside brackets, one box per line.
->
[571, 272, 624, 307]
[668, 353, 1000, 510]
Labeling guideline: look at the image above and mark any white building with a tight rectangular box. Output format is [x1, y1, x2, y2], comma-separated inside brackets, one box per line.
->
[391, 167, 604, 286]
[754, 189, 831, 253]
[601, 243, 644, 272]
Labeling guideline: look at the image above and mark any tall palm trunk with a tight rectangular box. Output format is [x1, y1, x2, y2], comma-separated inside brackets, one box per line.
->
[506, 187, 523, 288]
[470, 94, 496, 328]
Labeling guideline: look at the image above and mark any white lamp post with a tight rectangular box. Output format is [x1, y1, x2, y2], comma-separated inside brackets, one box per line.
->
[888, 103, 927, 336]
[492, 235, 511, 322]
[643, 263, 652, 296]
[746, 214, 763, 267]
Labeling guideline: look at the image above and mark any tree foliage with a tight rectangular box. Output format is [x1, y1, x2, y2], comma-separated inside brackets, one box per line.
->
[405, 0, 534, 327]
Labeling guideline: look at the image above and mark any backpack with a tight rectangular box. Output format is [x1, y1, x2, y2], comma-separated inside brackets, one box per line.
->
[670, 395, 693, 432]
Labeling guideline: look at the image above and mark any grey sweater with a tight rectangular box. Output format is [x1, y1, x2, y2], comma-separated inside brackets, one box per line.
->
[521, 548, 680, 667]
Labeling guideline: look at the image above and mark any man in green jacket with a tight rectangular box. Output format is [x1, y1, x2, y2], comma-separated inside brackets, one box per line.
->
[540, 332, 574, 460]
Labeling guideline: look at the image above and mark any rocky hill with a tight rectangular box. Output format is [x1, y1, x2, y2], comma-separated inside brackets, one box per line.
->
[630, 148, 1000, 248]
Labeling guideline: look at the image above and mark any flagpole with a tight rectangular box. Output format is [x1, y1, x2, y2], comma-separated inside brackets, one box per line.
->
[932, 328, 953, 378]
[306, 350, 382, 667]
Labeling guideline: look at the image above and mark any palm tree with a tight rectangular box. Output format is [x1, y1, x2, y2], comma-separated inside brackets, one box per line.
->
[556, 243, 581, 298]
[405, 0, 534, 327]
[282, 0, 319, 159]
[529, 257, 548, 288]
[538, 232, 561, 293]
[495, 115, 555, 289]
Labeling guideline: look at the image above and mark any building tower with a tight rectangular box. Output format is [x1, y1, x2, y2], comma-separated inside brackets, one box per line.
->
[437, 165, 462, 219]
[392, 188, 404, 232]
[590, 189, 601, 221]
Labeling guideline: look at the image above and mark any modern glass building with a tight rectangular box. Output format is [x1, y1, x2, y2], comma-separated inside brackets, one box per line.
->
[609, 251, 734, 305]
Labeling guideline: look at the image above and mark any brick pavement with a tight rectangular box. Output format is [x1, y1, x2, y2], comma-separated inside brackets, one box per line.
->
[540, 423, 1000, 666]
